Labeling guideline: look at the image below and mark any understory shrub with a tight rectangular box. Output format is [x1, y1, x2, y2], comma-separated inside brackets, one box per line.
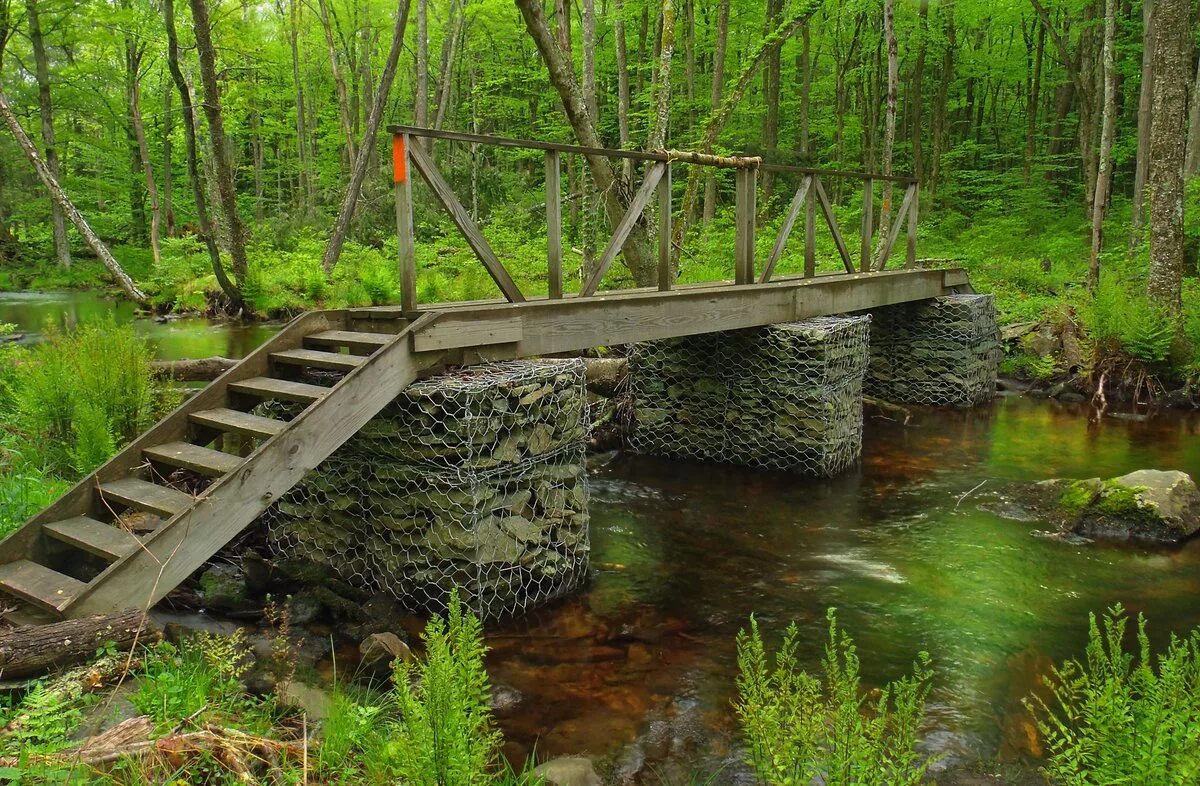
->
[735, 608, 935, 786]
[1025, 605, 1200, 785]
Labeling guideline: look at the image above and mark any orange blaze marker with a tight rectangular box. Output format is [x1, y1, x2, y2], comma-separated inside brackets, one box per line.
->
[392, 134, 408, 184]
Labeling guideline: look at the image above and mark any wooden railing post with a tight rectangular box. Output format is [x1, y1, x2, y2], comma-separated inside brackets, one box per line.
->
[804, 175, 816, 278]
[905, 182, 919, 268]
[393, 133, 417, 312]
[546, 150, 563, 299]
[860, 178, 873, 273]
[658, 162, 672, 291]
[735, 165, 757, 284]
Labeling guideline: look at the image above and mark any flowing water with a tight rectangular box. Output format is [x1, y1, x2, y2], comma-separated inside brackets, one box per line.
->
[7, 291, 1200, 780]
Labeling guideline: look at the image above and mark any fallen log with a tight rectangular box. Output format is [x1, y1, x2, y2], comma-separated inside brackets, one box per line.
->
[0, 609, 158, 680]
[151, 356, 237, 381]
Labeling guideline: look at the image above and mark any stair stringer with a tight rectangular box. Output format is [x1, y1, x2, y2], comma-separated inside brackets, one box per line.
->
[64, 313, 444, 618]
[0, 311, 337, 573]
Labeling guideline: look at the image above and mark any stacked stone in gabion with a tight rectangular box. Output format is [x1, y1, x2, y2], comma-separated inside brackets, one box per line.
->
[629, 315, 871, 476]
[866, 293, 1001, 407]
[263, 359, 590, 621]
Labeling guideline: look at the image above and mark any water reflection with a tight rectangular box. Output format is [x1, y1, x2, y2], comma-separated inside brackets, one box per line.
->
[488, 399, 1200, 779]
[0, 290, 277, 360]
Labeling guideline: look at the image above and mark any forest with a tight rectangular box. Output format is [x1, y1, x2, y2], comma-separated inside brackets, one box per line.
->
[0, 0, 1196, 388]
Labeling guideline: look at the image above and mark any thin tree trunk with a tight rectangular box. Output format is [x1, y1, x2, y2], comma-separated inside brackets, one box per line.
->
[515, 0, 657, 285]
[647, 0, 675, 150]
[798, 21, 811, 156]
[165, 0, 241, 308]
[323, 0, 413, 274]
[280, 0, 311, 213]
[1088, 0, 1117, 290]
[415, 0, 429, 129]
[582, 0, 599, 123]
[0, 86, 146, 303]
[128, 52, 163, 266]
[1130, 0, 1154, 250]
[1184, 52, 1200, 176]
[317, 0, 357, 164]
[702, 0, 729, 221]
[431, 0, 463, 130]
[911, 0, 929, 182]
[163, 77, 175, 236]
[877, 0, 899, 245]
[676, 0, 823, 255]
[614, 0, 633, 180]
[760, 0, 782, 205]
[189, 0, 249, 285]
[26, 0, 70, 268]
[1024, 21, 1045, 181]
[1146, 0, 1188, 311]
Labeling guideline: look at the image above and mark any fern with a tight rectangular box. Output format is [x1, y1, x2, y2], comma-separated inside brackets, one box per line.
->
[734, 609, 936, 786]
[1025, 605, 1200, 785]
[1122, 303, 1175, 364]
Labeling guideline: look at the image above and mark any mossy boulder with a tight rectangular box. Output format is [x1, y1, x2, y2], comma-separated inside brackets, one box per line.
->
[1038, 470, 1200, 543]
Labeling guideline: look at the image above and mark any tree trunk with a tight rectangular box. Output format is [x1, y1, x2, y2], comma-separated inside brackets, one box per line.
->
[798, 21, 811, 156]
[877, 0, 899, 244]
[189, 0, 249, 286]
[432, 0, 463, 130]
[415, 0, 429, 130]
[1088, 0, 1117, 290]
[165, 0, 241, 308]
[26, 0, 70, 268]
[0, 85, 147, 303]
[515, 0, 657, 286]
[127, 48, 163, 267]
[1130, 0, 1154, 249]
[760, 0, 783, 205]
[582, 0, 599, 123]
[701, 0, 729, 221]
[163, 80, 176, 236]
[614, 0, 633, 181]
[0, 610, 157, 680]
[675, 0, 823, 255]
[280, 0, 311, 213]
[910, 0, 929, 182]
[323, 0, 413, 274]
[317, 0, 357, 164]
[1184, 52, 1200, 177]
[1024, 21, 1045, 182]
[647, 0, 675, 150]
[1146, 0, 1188, 311]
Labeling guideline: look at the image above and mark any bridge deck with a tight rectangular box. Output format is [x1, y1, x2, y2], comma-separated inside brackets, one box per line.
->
[354, 267, 971, 360]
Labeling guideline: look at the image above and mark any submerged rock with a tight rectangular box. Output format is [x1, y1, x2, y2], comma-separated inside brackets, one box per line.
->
[1032, 470, 1200, 543]
[532, 757, 603, 786]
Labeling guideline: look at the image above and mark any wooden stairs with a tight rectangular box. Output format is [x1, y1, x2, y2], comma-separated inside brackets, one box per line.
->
[0, 309, 431, 622]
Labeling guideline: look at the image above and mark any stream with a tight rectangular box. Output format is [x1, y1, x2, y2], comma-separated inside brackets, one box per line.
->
[6, 291, 1200, 781]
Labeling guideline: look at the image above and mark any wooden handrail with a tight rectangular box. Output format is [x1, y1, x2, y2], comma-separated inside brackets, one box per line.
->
[388, 125, 917, 183]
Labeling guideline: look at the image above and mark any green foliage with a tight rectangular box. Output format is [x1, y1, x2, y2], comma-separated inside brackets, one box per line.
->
[1079, 275, 1177, 365]
[734, 608, 936, 786]
[132, 630, 254, 729]
[10, 318, 158, 474]
[375, 590, 505, 785]
[1025, 605, 1200, 785]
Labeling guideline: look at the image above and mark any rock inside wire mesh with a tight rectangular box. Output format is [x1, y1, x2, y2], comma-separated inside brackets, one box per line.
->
[866, 293, 1001, 408]
[628, 315, 872, 477]
[261, 359, 590, 621]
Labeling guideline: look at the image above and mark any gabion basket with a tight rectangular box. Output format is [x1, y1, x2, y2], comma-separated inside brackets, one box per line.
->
[262, 359, 591, 621]
[866, 294, 1001, 408]
[628, 316, 871, 476]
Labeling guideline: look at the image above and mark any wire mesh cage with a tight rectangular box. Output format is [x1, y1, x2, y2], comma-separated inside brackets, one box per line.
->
[628, 316, 871, 476]
[866, 293, 1001, 407]
[261, 359, 591, 621]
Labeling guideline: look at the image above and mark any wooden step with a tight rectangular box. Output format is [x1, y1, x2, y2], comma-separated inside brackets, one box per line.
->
[228, 377, 329, 404]
[0, 560, 87, 613]
[99, 478, 194, 518]
[271, 348, 365, 372]
[304, 330, 393, 353]
[190, 408, 286, 439]
[44, 517, 140, 561]
[144, 442, 242, 478]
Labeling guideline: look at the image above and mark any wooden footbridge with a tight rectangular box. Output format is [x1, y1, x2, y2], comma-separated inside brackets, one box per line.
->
[0, 128, 971, 622]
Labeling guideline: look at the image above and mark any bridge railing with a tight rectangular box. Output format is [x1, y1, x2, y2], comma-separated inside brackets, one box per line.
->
[387, 125, 919, 311]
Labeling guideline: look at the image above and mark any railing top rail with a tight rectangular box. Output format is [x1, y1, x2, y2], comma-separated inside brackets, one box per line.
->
[388, 125, 918, 183]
